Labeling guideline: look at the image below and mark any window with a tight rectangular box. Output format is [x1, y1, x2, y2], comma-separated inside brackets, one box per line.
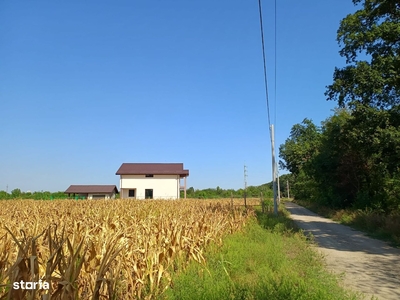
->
[145, 174, 154, 177]
[145, 189, 153, 199]
[92, 195, 105, 199]
[128, 189, 135, 198]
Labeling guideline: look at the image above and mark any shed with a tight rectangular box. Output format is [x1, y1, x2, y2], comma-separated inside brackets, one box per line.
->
[64, 185, 118, 200]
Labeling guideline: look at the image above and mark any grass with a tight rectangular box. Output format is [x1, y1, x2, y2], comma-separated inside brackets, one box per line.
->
[163, 206, 363, 300]
[293, 199, 400, 247]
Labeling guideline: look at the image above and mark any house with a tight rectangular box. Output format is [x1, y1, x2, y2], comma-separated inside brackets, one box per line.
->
[65, 185, 118, 200]
[116, 163, 189, 199]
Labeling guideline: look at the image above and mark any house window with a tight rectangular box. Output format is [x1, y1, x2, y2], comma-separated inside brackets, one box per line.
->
[92, 195, 105, 199]
[145, 174, 154, 177]
[128, 189, 135, 198]
[145, 189, 153, 199]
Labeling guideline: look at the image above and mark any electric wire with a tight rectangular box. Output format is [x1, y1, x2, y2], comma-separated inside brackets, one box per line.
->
[274, 0, 280, 199]
[257, 0, 271, 128]
[258, 0, 280, 207]
[274, 0, 281, 203]
[274, 0, 277, 125]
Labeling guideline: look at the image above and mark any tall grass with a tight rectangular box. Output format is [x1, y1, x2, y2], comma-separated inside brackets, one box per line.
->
[165, 209, 362, 300]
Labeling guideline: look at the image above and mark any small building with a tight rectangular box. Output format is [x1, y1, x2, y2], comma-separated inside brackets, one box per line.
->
[116, 163, 189, 199]
[65, 185, 118, 200]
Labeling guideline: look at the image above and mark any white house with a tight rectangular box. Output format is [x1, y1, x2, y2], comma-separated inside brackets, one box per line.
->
[64, 185, 118, 200]
[116, 163, 189, 199]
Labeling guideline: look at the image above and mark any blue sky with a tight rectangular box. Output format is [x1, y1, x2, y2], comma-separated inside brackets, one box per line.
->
[0, 0, 357, 192]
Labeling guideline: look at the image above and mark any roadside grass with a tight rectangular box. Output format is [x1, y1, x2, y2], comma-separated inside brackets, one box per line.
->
[163, 206, 362, 300]
[293, 199, 400, 247]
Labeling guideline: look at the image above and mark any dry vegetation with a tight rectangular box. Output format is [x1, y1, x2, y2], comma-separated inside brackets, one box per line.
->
[294, 199, 400, 246]
[0, 199, 257, 299]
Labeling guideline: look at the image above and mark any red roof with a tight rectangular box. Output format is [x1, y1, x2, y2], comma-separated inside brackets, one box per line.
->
[65, 185, 119, 194]
[116, 163, 189, 177]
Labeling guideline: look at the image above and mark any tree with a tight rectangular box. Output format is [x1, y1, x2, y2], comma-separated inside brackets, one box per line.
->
[11, 188, 21, 198]
[340, 104, 400, 209]
[279, 118, 321, 176]
[326, 0, 400, 109]
[324, 0, 400, 210]
[0, 191, 10, 200]
[279, 119, 321, 200]
[311, 109, 355, 207]
[280, 108, 400, 210]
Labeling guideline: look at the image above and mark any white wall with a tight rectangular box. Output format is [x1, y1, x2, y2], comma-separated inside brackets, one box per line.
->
[120, 175, 180, 199]
[88, 193, 116, 200]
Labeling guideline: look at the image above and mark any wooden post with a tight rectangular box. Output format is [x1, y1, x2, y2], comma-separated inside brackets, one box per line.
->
[244, 165, 247, 208]
[261, 192, 265, 213]
[230, 192, 233, 210]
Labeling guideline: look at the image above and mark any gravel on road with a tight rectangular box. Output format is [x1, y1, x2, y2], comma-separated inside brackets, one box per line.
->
[285, 201, 400, 300]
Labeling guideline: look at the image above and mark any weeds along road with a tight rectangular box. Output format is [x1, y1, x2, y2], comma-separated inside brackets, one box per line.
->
[285, 202, 400, 300]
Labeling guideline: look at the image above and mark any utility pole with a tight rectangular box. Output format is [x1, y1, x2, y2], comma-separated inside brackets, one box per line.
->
[276, 164, 281, 205]
[244, 165, 248, 208]
[270, 125, 278, 215]
[6, 185, 8, 193]
[287, 180, 290, 199]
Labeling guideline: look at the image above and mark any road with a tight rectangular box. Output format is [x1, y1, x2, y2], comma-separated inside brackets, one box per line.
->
[285, 202, 400, 300]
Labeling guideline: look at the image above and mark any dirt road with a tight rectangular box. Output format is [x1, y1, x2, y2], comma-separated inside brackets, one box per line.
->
[285, 202, 400, 300]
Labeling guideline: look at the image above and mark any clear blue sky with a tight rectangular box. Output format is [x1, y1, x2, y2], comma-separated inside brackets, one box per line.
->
[0, 0, 357, 192]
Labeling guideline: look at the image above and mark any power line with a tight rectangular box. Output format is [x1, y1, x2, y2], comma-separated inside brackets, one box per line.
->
[257, 0, 279, 215]
[274, 0, 277, 125]
[257, 0, 271, 128]
[274, 0, 280, 207]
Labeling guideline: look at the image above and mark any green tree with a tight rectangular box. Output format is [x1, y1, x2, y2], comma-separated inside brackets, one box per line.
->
[279, 119, 321, 200]
[0, 191, 10, 200]
[279, 118, 321, 176]
[340, 105, 400, 210]
[312, 109, 355, 207]
[11, 188, 21, 199]
[281, 108, 400, 210]
[280, 1, 400, 210]
[324, 0, 400, 210]
[326, 0, 400, 109]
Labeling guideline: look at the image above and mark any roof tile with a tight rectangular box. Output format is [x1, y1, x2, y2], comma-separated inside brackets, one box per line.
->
[116, 163, 189, 176]
[65, 185, 118, 194]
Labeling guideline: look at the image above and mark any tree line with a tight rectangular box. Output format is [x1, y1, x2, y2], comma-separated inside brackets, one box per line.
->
[180, 173, 294, 199]
[0, 189, 68, 200]
[1, 186, 275, 201]
[279, 0, 400, 212]
[180, 185, 273, 199]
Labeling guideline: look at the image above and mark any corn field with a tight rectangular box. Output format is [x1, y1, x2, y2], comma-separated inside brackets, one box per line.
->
[0, 199, 256, 299]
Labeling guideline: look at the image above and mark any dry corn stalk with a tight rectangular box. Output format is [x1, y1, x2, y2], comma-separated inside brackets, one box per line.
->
[0, 199, 255, 299]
